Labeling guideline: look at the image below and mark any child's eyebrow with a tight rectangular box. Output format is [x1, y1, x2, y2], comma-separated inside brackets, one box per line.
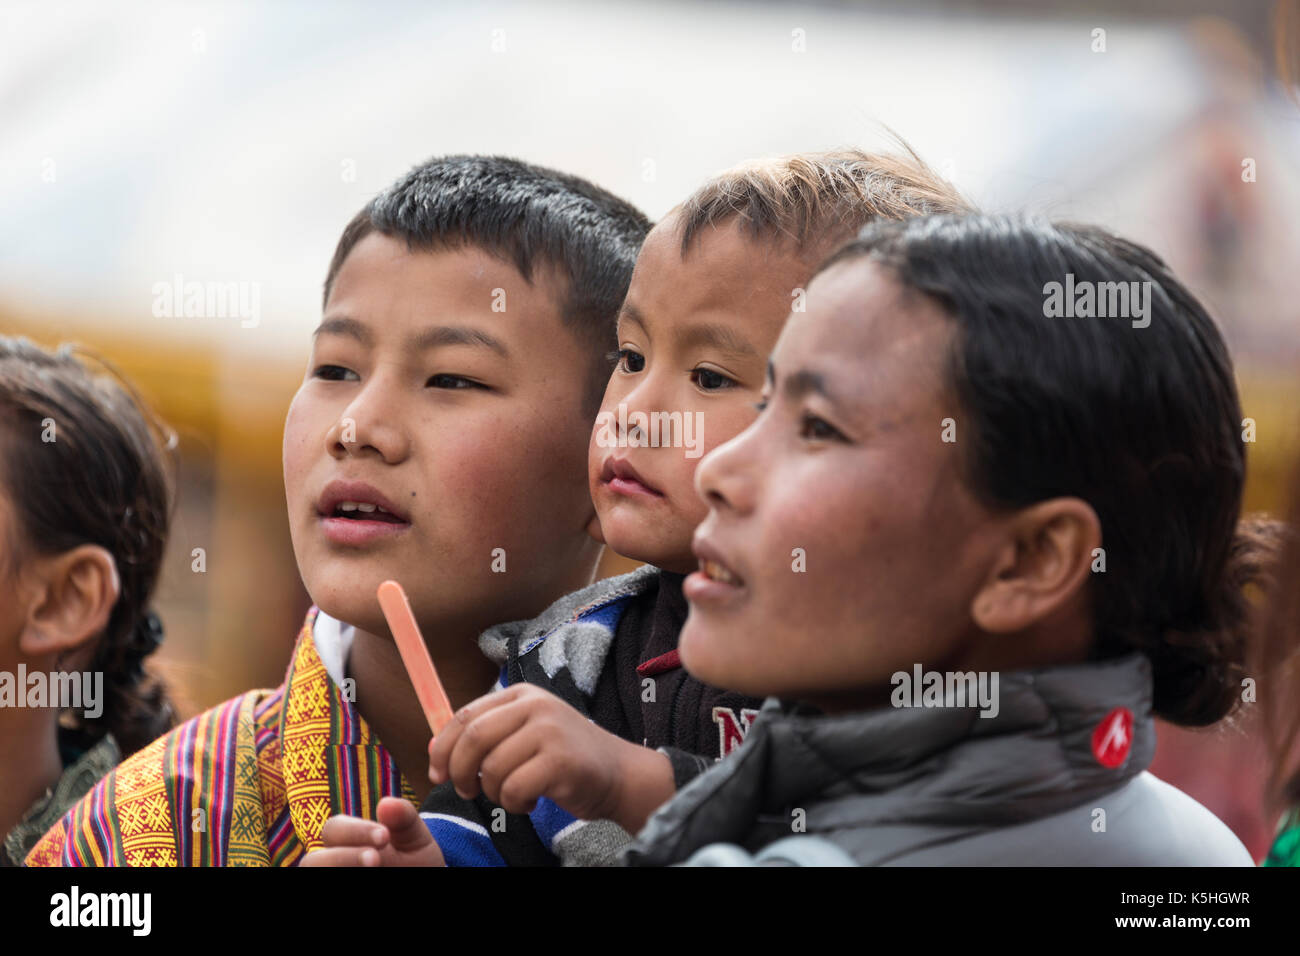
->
[675, 321, 757, 359]
[312, 317, 509, 358]
[617, 302, 650, 338]
[781, 365, 848, 413]
[409, 325, 509, 358]
[783, 367, 827, 400]
[768, 359, 820, 395]
[780, 366, 821, 395]
[313, 316, 371, 345]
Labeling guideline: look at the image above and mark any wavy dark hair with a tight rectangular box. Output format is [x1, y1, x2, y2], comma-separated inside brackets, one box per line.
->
[0, 336, 177, 755]
[823, 214, 1280, 727]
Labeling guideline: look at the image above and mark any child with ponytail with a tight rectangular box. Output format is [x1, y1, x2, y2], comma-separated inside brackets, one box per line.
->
[0, 336, 176, 866]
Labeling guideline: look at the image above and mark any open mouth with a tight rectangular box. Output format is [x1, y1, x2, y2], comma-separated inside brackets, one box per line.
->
[328, 501, 407, 523]
[315, 480, 413, 544]
[700, 557, 743, 587]
[684, 540, 747, 607]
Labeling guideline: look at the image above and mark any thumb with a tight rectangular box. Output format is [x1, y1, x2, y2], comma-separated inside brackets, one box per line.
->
[375, 796, 429, 852]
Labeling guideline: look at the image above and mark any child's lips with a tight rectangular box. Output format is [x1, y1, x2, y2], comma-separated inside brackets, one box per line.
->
[607, 476, 663, 498]
[599, 457, 664, 499]
[317, 478, 412, 522]
[318, 514, 412, 546]
[685, 536, 746, 605]
[315, 479, 413, 546]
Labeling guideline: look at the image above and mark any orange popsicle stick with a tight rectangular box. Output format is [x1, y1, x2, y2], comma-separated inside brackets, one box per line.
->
[377, 579, 455, 735]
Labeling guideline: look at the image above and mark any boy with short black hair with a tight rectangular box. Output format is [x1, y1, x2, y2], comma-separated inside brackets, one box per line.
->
[27, 155, 651, 866]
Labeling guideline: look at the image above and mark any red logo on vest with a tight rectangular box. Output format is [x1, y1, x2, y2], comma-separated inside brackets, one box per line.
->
[1091, 707, 1133, 768]
[712, 706, 761, 757]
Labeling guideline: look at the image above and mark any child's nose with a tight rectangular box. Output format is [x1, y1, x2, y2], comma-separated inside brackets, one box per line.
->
[695, 428, 758, 514]
[328, 383, 410, 464]
[618, 373, 669, 434]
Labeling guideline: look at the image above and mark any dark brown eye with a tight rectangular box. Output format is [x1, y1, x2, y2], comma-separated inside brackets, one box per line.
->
[617, 348, 645, 373]
[692, 368, 735, 391]
[427, 374, 486, 390]
[314, 365, 358, 382]
[800, 413, 843, 442]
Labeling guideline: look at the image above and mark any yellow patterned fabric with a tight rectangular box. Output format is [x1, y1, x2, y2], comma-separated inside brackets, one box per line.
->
[111, 732, 176, 866]
[25, 608, 417, 867]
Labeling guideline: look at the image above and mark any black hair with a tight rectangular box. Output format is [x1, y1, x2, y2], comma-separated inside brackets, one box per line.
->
[0, 336, 177, 756]
[323, 155, 652, 411]
[825, 214, 1276, 727]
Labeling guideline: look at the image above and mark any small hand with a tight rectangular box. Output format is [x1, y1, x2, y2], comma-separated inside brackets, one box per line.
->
[427, 683, 675, 834]
[301, 796, 446, 867]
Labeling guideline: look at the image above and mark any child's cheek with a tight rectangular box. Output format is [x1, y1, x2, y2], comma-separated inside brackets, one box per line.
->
[677, 399, 762, 504]
[281, 394, 319, 516]
[438, 414, 581, 553]
[757, 480, 848, 625]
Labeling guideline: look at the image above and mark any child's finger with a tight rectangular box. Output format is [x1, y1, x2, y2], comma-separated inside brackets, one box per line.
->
[319, 814, 389, 849]
[300, 846, 383, 867]
[477, 725, 544, 807]
[428, 688, 519, 773]
[445, 698, 535, 799]
[493, 755, 558, 816]
[374, 796, 434, 853]
[429, 686, 526, 783]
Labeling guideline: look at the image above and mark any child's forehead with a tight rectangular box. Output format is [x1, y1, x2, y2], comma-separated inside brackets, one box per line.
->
[324, 233, 568, 330]
[783, 263, 953, 364]
[623, 218, 814, 334]
[808, 260, 930, 335]
[649, 210, 810, 271]
[617, 299, 760, 362]
[332, 233, 549, 293]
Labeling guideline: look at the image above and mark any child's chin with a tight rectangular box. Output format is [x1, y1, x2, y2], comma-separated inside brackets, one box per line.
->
[595, 506, 683, 560]
[308, 581, 386, 634]
[680, 626, 738, 687]
[598, 530, 663, 568]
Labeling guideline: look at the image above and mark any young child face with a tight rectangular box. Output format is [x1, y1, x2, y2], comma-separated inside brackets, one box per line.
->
[588, 213, 816, 573]
[284, 232, 599, 638]
[680, 260, 999, 704]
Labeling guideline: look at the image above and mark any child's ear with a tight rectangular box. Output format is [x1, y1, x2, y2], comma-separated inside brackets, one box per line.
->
[18, 544, 120, 661]
[969, 498, 1101, 635]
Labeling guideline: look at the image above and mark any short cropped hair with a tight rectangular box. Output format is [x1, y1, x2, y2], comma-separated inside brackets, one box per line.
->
[676, 147, 970, 259]
[323, 155, 652, 408]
